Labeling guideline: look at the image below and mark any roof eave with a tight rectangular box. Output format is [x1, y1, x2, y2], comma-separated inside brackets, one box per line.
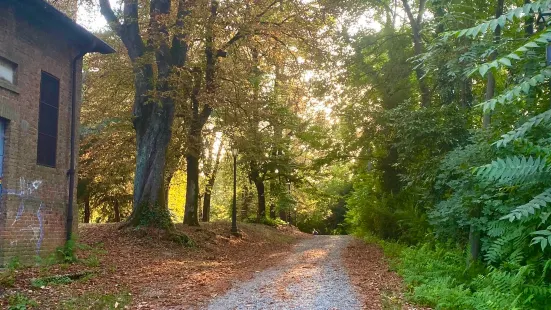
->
[10, 0, 116, 55]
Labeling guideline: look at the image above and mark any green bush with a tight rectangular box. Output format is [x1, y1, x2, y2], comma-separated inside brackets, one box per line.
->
[368, 237, 551, 310]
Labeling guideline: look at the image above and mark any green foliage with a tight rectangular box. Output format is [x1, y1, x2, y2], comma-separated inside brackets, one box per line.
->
[496, 110, 551, 147]
[7, 293, 38, 310]
[0, 269, 16, 287]
[6, 257, 21, 270]
[56, 239, 78, 264]
[31, 276, 73, 288]
[503, 188, 551, 222]
[365, 237, 551, 310]
[475, 156, 550, 185]
[0, 257, 22, 288]
[83, 255, 101, 268]
[60, 291, 131, 310]
[341, 0, 551, 307]
[450, 0, 551, 40]
[260, 217, 288, 228]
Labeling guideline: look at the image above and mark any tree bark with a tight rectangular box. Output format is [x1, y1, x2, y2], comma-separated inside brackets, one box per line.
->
[100, 0, 187, 229]
[255, 179, 266, 220]
[482, 0, 504, 129]
[184, 152, 200, 225]
[402, 0, 430, 107]
[84, 194, 90, 224]
[269, 203, 276, 219]
[202, 139, 223, 222]
[183, 0, 218, 226]
[114, 200, 121, 222]
[127, 74, 174, 227]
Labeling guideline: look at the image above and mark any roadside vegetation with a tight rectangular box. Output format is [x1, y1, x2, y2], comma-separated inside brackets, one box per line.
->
[8, 0, 551, 308]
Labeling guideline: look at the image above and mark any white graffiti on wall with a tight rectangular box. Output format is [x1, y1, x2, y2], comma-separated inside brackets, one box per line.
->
[3, 177, 46, 254]
[8, 177, 43, 225]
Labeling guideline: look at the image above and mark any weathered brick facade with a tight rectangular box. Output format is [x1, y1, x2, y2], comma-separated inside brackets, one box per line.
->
[0, 0, 113, 265]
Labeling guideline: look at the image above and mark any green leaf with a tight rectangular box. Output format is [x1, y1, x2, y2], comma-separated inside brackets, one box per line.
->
[508, 53, 521, 60]
[498, 58, 512, 67]
[479, 64, 490, 77]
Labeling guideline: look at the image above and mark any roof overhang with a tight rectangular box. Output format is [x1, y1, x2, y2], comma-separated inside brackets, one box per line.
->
[6, 0, 115, 54]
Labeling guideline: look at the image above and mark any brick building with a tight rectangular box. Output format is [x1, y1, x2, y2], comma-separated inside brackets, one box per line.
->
[0, 0, 114, 265]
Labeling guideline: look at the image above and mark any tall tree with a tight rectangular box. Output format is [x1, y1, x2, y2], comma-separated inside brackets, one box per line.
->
[99, 0, 189, 228]
[402, 0, 430, 107]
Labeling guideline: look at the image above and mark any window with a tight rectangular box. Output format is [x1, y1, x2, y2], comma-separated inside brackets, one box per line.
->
[0, 57, 16, 84]
[37, 71, 59, 167]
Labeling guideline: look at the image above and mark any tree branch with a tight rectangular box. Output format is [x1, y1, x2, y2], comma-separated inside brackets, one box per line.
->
[99, 0, 121, 32]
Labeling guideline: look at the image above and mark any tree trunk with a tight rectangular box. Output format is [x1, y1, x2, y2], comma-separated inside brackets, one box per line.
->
[482, 0, 504, 129]
[402, 0, 430, 107]
[254, 180, 266, 220]
[461, 79, 473, 109]
[202, 139, 223, 222]
[84, 194, 90, 224]
[114, 200, 121, 222]
[183, 0, 219, 226]
[184, 152, 200, 226]
[202, 192, 212, 222]
[241, 184, 251, 220]
[124, 71, 175, 229]
[269, 203, 276, 219]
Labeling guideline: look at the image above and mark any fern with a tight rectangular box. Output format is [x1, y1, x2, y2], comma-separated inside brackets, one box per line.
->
[495, 110, 551, 147]
[485, 227, 526, 263]
[530, 227, 551, 250]
[472, 30, 551, 78]
[478, 69, 551, 112]
[502, 188, 551, 222]
[449, 0, 551, 39]
[475, 156, 550, 184]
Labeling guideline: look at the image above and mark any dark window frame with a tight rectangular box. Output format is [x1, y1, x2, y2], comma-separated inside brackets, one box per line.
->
[37, 71, 59, 168]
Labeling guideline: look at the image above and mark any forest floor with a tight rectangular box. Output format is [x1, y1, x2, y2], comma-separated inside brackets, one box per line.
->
[1, 226, 422, 309]
[343, 239, 426, 310]
[0, 222, 306, 309]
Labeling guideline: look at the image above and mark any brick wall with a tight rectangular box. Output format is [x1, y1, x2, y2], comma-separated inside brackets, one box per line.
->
[0, 3, 82, 265]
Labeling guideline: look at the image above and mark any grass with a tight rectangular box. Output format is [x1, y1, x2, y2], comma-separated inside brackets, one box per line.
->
[60, 291, 131, 310]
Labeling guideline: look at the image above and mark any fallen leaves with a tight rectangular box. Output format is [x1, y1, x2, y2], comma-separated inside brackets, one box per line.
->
[342, 239, 406, 310]
[0, 221, 305, 309]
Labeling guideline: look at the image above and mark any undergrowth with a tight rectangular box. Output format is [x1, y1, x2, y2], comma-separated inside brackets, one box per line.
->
[359, 233, 551, 310]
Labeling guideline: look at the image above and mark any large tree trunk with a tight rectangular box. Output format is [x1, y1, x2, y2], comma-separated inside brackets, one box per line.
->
[124, 70, 175, 228]
[99, 0, 186, 230]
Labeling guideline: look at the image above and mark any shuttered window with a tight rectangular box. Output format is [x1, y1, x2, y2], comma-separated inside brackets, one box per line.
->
[37, 71, 59, 167]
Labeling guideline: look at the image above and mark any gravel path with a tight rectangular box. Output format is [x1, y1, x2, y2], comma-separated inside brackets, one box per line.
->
[207, 235, 362, 310]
